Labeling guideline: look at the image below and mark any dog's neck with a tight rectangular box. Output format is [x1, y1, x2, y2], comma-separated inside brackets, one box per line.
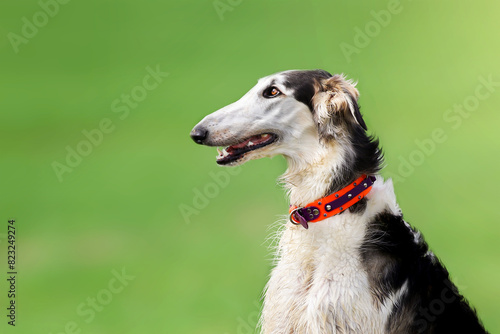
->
[281, 140, 358, 207]
[281, 127, 383, 208]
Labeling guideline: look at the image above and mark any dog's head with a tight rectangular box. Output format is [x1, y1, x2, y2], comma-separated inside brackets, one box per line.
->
[190, 70, 369, 166]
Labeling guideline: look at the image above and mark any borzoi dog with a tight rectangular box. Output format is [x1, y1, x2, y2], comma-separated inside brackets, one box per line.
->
[190, 70, 487, 334]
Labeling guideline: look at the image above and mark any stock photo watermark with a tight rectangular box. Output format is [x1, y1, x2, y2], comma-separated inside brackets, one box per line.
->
[414, 278, 467, 333]
[6, 219, 17, 327]
[213, 0, 244, 21]
[385, 74, 499, 184]
[179, 166, 242, 224]
[48, 267, 135, 334]
[51, 64, 169, 182]
[7, 0, 72, 54]
[223, 300, 260, 334]
[340, 0, 410, 63]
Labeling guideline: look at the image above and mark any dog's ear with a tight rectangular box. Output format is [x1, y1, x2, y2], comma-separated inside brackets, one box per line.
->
[312, 74, 367, 139]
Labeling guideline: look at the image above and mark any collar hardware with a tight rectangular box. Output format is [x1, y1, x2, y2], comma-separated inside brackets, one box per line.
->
[289, 175, 376, 229]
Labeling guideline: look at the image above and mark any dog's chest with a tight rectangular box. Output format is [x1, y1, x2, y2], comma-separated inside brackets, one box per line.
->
[262, 215, 390, 334]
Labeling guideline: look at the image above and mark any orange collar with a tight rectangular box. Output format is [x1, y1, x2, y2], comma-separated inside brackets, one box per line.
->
[289, 175, 376, 229]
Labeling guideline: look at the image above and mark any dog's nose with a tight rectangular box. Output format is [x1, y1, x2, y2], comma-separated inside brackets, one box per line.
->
[190, 126, 208, 144]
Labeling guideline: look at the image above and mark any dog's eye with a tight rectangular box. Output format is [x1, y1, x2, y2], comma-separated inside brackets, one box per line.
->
[263, 86, 282, 98]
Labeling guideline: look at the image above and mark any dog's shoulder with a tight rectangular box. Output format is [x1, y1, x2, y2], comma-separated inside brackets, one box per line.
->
[361, 177, 487, 334]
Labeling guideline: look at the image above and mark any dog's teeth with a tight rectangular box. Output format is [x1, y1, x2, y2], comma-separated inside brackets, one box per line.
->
[248, 141, 254, 146]
[217, 148, 222, 155]
[222, 149, 229, 157]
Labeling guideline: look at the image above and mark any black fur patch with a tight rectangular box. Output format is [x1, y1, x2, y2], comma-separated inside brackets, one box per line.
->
[325, 125, 383, 196]
[361, 211, 488, 334]
[282, 70, 332, 111]
[344, 90, 367, 130]
[348, 197, 367, 214]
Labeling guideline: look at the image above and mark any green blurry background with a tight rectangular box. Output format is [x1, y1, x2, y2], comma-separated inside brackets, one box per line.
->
[1, 0, 499, 333]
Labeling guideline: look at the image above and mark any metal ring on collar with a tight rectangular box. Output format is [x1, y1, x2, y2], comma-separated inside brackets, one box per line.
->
[289, 208, 302, 225]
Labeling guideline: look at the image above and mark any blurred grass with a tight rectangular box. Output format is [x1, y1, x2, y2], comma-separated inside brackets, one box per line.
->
[0, 0, 499, 333]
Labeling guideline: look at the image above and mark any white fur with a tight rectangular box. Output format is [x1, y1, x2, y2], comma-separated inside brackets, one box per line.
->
[261, 177, 405, 334]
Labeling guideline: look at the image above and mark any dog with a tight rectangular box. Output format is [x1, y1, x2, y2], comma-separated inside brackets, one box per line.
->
[190, 70, 487, 334]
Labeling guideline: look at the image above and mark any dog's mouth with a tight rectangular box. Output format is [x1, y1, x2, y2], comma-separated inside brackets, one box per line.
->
[216, 133, 277, 165]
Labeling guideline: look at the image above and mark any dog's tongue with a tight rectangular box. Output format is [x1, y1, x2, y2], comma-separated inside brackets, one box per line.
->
[227, 134, 271, 152]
